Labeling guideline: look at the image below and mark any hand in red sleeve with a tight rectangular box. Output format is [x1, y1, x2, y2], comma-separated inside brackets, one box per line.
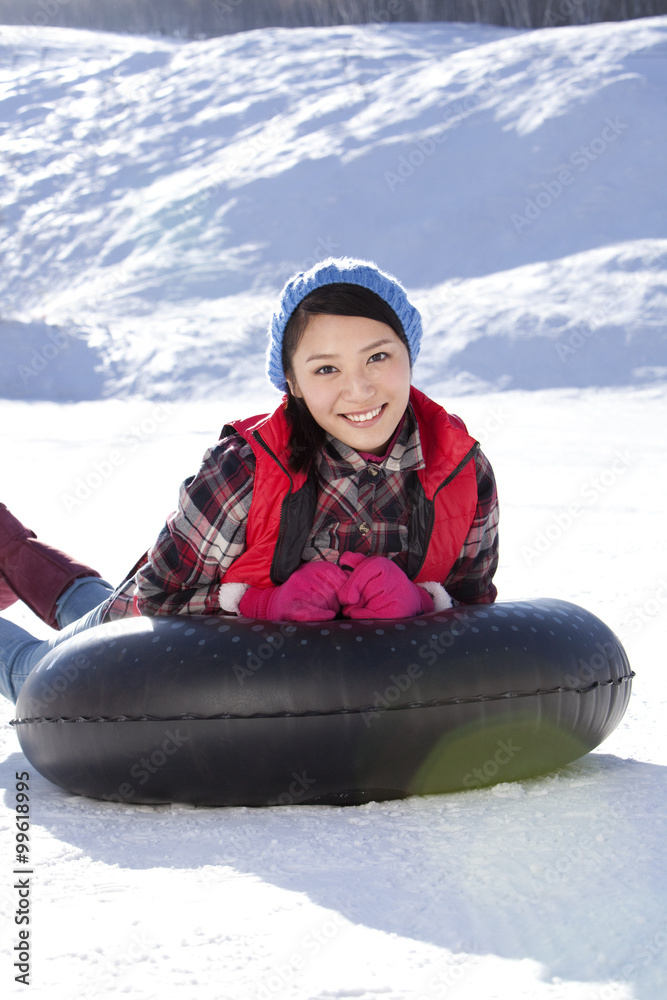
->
[338, 553, 434, 619]
[238, 561, 347, 621]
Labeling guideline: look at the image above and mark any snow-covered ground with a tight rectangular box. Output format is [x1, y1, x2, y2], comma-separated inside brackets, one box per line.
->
[1, 14, 667, 1000]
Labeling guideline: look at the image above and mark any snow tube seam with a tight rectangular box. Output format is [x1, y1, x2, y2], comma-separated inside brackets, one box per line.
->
[10, 673, 635, 727]
[13, 598, 634, 804]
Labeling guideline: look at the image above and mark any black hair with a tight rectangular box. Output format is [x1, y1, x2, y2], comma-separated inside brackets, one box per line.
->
[281, 284, 410, 473]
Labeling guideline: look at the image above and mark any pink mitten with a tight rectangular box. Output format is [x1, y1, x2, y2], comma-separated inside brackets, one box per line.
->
[339, 551, 366, 572]
[338, 555, 434, 619]
[238, 561, 347, 621]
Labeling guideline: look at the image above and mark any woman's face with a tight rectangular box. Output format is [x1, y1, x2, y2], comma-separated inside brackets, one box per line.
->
[286, 313, 412, 455]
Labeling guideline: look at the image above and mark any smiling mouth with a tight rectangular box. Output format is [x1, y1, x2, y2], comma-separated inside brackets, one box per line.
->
[341, 404, 385, 424]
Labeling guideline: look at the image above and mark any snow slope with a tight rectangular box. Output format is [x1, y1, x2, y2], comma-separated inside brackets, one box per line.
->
[1, 15, 667, 1000]
[1, 16, 666, 400]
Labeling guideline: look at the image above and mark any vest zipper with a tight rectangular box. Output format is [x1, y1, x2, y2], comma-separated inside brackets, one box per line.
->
[415, 440, 480, 578]
[436, 441, 480, 493]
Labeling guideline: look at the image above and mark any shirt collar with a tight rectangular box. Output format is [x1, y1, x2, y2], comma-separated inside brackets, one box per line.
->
[317, 404, 424, 480]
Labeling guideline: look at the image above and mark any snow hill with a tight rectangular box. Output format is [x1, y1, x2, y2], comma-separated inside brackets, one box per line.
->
[1, 15, 666, 401]
[2, 16, 667, 1000]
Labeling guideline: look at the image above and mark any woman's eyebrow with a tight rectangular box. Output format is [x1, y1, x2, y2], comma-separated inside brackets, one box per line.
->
[305, 338, 393, 363]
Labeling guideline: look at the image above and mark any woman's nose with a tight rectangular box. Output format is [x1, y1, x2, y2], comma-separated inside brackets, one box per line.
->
[340, 373, 375, 401]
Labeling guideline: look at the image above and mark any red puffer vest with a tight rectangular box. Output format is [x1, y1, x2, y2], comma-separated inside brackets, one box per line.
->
[220, 386, 480, 588]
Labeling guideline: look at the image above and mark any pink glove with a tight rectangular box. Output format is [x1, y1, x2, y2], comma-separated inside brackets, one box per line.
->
[238, 561, 348, 621]
[339, 553, 434, 619]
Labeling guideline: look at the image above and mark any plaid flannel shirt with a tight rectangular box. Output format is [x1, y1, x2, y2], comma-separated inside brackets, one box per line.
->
[101, 405, 498, 621]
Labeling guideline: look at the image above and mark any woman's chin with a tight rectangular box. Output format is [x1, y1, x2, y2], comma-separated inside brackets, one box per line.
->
[336, 416, 396, 455]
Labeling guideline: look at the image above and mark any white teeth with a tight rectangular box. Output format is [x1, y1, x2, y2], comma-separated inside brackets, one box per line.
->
[344, 406, 382, 423]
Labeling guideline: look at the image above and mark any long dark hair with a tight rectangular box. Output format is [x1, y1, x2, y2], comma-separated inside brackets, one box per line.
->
[281, 284, 410, 473]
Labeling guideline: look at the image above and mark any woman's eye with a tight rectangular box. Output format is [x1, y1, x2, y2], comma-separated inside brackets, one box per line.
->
[314, 365, 337, 375]
[368, 352, 389, 363]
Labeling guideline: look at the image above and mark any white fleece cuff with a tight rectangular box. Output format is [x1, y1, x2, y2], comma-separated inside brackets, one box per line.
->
[218, 582, 250, 615]
[417, 581, 453, 612]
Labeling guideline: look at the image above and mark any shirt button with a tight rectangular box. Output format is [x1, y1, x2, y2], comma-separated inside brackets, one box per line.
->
[368, 466, 379, 477]
[358, 521, 371, 536]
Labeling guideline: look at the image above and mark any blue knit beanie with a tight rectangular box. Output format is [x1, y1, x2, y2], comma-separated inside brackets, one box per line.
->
[267, 257, 422, 393]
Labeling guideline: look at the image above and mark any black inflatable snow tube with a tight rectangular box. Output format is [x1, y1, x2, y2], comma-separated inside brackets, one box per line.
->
[12, 599, 633, 806]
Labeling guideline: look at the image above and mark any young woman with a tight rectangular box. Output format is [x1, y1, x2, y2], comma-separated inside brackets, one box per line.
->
[0, 258, 498, 703]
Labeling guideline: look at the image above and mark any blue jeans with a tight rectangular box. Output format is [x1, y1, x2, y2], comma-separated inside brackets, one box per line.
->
[0, 577, 115, 703]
